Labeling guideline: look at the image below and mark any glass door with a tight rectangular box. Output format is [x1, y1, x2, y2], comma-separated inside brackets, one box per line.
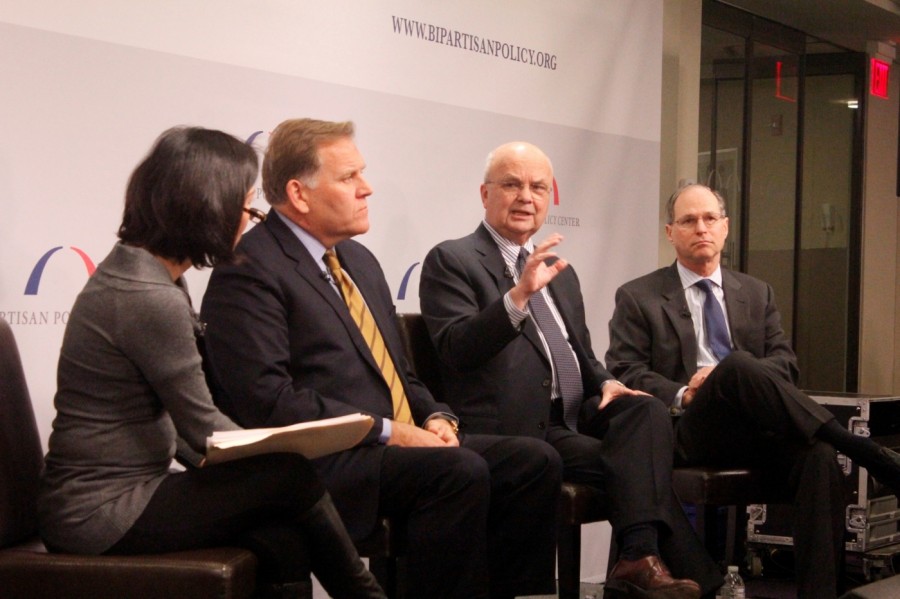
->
[699, 1, 864, 391]
[794, 59, 862, 391]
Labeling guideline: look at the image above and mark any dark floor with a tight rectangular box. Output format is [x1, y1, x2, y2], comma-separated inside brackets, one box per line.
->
[527, 575, 862, 598]
[532, 571, 900, 598]
[560, 578, 796, 598]
[525, 550, 900, 598]
[529, 581, 602, 598]
[743, 577, 797, 599]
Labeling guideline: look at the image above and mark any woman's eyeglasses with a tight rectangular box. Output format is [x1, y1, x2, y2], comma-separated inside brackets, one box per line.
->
[243, 207, 267, 223]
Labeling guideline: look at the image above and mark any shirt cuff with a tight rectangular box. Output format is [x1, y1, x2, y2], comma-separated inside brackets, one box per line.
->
[381, 413, 459, 443]
[378, 418, 392, 444]
[503, 291, 529, 329]
[673, 386, 687, 410]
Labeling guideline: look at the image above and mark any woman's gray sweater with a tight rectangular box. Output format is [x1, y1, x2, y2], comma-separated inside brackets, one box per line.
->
[38, 243, 238, 554]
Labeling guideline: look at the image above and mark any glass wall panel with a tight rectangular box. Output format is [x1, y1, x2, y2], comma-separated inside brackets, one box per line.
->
[745, 46, 800, 342]
[698, 26, 745, 269]
[700, 2, 863, 391]
[795, 73, 856, 390]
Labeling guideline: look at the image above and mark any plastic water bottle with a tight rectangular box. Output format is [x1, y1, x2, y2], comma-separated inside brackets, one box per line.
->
[720, 565, 746, 599]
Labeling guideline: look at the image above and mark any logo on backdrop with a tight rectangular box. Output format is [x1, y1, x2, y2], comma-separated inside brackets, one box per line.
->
[246, 130, 271, 203]
[545, 178, 579, 226]
[24, 246, 96, 296]
[246, 130, 269, 148]
[397, 262, 420, 301]
[3, 125, 266, 325]
[0, 246, 97, 327]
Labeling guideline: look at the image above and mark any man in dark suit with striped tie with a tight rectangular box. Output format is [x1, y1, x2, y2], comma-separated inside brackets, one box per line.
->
[201, 119, 563, 599]
[419, 142, 722, 599]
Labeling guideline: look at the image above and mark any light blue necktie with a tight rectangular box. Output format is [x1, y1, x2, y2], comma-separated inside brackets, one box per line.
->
[695, 278, 732, 361]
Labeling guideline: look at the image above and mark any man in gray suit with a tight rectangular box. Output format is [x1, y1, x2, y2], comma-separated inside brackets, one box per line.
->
[420, 142, 723, 599]
[605, 183, 900, 599]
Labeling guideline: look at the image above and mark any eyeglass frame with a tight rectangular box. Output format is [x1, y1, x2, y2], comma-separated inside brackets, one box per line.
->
[484, 178, 553, 199]
[243, 206, 267, 223]
[672, 213, 725, 229]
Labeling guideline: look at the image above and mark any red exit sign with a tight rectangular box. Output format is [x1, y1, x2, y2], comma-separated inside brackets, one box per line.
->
[871, 58, 890, 99]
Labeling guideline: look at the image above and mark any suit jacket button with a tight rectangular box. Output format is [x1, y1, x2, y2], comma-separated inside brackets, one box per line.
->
[538, 422, 546, 430]
[542, 379, 551, 388]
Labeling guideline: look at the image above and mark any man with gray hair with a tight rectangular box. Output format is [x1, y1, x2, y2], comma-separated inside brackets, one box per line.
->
[420, 142, 723, 599]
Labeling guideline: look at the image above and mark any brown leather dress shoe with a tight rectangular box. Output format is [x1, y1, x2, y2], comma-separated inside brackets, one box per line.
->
[605, 555, 701, 599]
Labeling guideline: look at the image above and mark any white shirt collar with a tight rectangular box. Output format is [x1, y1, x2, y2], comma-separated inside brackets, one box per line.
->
[482, 220, 534, 268]
[275, 210, 329, 271]
[676, 261, 723, 290]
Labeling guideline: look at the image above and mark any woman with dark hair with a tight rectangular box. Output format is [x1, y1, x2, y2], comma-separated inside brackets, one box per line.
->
[37, 127, 385, 599]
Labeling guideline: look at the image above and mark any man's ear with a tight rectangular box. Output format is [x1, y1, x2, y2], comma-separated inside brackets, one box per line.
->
[286, 179, 310, 215]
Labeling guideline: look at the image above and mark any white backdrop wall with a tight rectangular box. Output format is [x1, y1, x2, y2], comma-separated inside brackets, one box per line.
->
[0, 0, 663, 585]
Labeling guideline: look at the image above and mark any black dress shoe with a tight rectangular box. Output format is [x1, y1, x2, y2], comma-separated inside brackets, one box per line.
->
[605, 555, 701, 599]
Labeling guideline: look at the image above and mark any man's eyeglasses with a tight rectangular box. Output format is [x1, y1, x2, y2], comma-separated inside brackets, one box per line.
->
[485, 179, 552, 199]
[673, 213, 724, 229]
[244, 207, 267, 224]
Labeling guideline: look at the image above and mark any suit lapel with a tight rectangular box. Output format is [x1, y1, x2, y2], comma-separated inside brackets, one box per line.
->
[473, 224, 513, 292]
[265, 216, 382, 374]
[659, 264, 700, 376]
[721, 269, 748, 352]
[473, 225, 549, 361]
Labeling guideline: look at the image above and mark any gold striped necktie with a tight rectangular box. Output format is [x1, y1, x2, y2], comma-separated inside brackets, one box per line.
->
[323, 249, 413, 424]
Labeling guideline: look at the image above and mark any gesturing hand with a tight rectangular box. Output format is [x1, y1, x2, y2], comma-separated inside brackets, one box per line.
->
[509, 233, 569, 310]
